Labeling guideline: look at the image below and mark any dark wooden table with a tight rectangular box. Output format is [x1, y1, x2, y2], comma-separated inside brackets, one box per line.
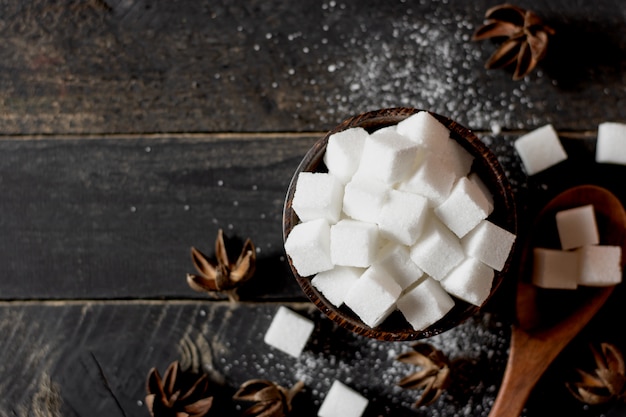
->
[2, 1, 626, 416]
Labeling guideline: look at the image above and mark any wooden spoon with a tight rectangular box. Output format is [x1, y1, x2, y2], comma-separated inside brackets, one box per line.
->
[488, 185, 626, 417]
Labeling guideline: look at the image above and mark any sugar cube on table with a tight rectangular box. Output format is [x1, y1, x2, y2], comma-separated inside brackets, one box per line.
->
[312, 266, 364, 307]
[264, 306, 315, 358]
[577, 245, 622, 286]
[396, 111, 452, 155]
[330, 219, 380, 268]
[531, 247, 579, 289]
[410, 218, 465, 280]
[397, 152, 457, 206]
[284, 219, 333, 277]
[377, 189, 429, 245]
[342, 177, 388, 223]
[596, 122, 626, 165]
[514, 124, 568, 176]
[318, 380, 369, 417]
[292, 172, 344, 223]
[434, 176, 491, 238]
[356, 130, 421, 184]
[556, 204, 599, 250]
[375, 242, 424, 290]
[397, 276, 455, 331]
[343, 265, 402, 328]
[461, 220, 516, 271]
[440, 257, 494, 306]
[324, 127, 369, 183]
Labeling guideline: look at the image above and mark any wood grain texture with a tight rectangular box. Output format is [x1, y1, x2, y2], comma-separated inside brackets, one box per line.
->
[0, 0, 625, 134]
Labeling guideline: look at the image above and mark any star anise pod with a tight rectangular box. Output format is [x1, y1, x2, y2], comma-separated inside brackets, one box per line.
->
[145, 361, 214, 417]
[187, 229, 256, 302]
[567, 343, 626, 405]
[396, 343, 451, 407]
[233, 379, 304, 417]
[472, 3, 555, 80]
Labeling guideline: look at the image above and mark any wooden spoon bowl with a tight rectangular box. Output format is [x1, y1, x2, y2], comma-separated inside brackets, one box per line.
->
[282, 107, 517, 341]
[488, 185, 626, 417]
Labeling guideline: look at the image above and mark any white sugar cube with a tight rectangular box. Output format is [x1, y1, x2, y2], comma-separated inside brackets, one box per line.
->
[377, 189, 428, 245]
[330, 219, 380, 268]
[577, 245, 622, 286]
[284, 219, 333, 277]
[318, 380, 369, 417]
[324, 127, 369, 183]
[462, 220, 516, 271]
[434, 177, 490, 238]
[596, 122, 626, 165]
[442, 139, 475, 179]
[312, 266, 364, 307]
[398, 152, 457, 206]
[397, 276, 455, 331]
[514, 124, 567, 175]
[292, 172, 344, 223]
[556, 205, 599, 250]
[343, 265, 402, 328]
[409, 218, 465, 280]
[531, 248, 579, 289]
[375, 242, 424, 290]
[396, 111, 452, 155]
[468, 172, 494, 215]
[440, 258, 494, 306]
[264, 307, 315, 358]
[356, 130, 421, 184]
[342, 177, 388, 223]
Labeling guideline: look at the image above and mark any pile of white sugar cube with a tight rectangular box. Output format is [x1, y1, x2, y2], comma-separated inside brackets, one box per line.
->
[532, 204, 622, 289]
[284, 111, 516, 331]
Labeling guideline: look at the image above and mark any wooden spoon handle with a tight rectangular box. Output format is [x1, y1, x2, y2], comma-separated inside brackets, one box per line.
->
[487, 327, 571, 417]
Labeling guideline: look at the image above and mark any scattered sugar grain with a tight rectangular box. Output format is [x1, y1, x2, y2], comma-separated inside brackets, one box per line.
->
[264, 306, 315, 358]
[556, 204, 599, 250]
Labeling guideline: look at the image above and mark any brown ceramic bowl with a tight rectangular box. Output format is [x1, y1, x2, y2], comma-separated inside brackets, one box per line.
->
[283, 107, 517, 341]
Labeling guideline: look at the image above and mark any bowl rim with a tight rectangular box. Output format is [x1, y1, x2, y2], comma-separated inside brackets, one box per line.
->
[283, 107, 517, 341]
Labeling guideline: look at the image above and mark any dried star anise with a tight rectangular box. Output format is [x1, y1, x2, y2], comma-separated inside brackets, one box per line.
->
[145, 361, 214, 417]
[567, 343, 626, 405]
[233, 379, 304, 417]
[472, 3, 555, 80]
[187, 229, 256, 302]
[396, 343, 451, 407]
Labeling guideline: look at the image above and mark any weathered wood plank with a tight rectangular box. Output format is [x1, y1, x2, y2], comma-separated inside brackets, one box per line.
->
[0, 134, 319, 300]
[1, 131, 626, 300]
[1, 300, 624, 417]
[0, 0, 625, 134]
